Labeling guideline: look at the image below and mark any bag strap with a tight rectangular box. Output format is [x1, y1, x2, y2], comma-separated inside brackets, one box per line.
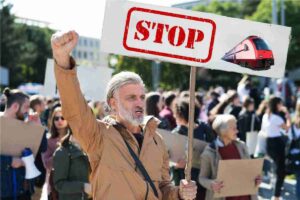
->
[113, 124, 159, 198]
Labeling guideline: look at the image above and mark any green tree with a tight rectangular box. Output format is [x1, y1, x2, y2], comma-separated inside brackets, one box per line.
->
[0, 2, 26, 87]
[0, 1, 54, 87]
[248, 0, 300, 70]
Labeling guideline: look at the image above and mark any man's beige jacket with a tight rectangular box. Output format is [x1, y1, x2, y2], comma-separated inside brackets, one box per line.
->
[54, 60, 179, 200]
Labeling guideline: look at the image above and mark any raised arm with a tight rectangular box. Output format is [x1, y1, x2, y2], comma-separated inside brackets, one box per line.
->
[51, 31, 103, 153]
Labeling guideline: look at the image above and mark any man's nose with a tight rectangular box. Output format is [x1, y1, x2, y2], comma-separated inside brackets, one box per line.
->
[136, 97, 145, 107]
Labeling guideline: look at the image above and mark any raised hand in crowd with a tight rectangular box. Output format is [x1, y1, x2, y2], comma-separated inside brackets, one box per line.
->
[51, 30, 78, 69]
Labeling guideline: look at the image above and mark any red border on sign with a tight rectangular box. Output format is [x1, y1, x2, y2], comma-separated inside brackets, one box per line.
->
[123, 7, 216, 63]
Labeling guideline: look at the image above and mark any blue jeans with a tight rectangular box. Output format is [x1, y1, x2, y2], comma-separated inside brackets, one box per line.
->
[296, 171, 300, 200]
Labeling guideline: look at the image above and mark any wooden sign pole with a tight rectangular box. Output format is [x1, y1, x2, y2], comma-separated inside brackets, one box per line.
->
[185, 66, 196, 181]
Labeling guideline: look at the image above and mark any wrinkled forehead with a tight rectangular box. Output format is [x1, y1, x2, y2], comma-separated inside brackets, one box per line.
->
[116, 83, 145, 98]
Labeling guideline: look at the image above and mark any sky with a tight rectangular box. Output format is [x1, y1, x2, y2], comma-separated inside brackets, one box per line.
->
[7, 0, 192, 39]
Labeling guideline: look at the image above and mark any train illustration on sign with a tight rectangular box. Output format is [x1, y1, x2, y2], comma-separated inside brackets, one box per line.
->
[222, 36, 274, 70]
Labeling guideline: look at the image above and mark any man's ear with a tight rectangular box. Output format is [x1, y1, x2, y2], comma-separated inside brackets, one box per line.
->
[109, 97, 117, 111]
[11, 102, 20, 113]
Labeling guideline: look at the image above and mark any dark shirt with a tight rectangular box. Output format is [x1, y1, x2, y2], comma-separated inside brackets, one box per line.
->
[133, 133, 144, 150]
[237, 111, 261, 142]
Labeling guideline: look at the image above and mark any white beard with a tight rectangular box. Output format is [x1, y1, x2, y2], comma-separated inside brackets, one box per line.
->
[118, 102, 144, 126]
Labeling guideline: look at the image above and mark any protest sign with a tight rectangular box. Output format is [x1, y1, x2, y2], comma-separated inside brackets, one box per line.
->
[214, 158, 264, 198]
[101, 0, 291, 78]
[42, 58, 113, 101]
[157, 128, 208, 166]
[0, 116, 45, 157]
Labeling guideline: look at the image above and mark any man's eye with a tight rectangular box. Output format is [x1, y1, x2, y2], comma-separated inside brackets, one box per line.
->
[128, 96, 135, 100]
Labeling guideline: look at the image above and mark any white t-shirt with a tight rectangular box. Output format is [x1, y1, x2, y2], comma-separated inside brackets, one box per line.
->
[237, 84, 249, 102]
[261, 113, 285, 138]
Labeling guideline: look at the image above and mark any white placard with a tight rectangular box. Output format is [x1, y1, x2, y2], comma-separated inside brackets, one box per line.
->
[42, 58, 113, 101]
[101, 1, 291, 78]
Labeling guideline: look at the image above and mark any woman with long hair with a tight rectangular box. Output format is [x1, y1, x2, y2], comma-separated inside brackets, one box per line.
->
[262, 96, 291, 200]
[145, 92, 170, 129]
[42, 107, 70, 198]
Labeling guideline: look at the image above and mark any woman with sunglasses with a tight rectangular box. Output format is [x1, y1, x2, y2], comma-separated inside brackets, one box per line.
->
[42, 107, 71, 199]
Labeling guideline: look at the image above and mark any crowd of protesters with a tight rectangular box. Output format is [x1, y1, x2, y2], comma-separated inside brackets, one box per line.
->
[1, 29, 300, 200]
[1, 73, 299, 200]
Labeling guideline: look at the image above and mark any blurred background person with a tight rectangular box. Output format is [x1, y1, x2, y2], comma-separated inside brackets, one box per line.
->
[0, 88, 43, 200]
[53, 132, 91, 200]
[159, 91, 177, 130]
[237, 97, 261, 144]
[206, 91, 220, 117]
[199, 114, 261, 200]
[261, 96, 291, 200]
[29, 95, 48, 200]
[145, 92, 170, 130]
[42, 107, 70, 199]
[172, 97, 214, 200]
[92, 101, 106, 120]
[286, 102, 300, 200]
[29, 95, 46, 126]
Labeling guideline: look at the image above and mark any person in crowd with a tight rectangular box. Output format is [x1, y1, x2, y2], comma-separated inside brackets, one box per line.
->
[159, 91, 177, 130]
[273, 72, 297, 111]
[206, 91, 220, 116]
[261, 96, 291, 200]
[256, 100, 268, 122]
[42, 106, 70, 199]
[287, 102, 300, 200]
[145, 92, 170, 130]
[29, 95, 48, 200]
[0, 88, 44, 200]
[51, 30, 197, 200]
[0, 93, 7, 111]
[92, 101, 106, 120]
[196, 93, 208, 122]
[237, 97, 261, 143]
[223, 92, 242, 120]
[172, 97, 215, 200]
[199, 114, 261, 200]
[237, 75, 251, 102]
[30, 95, 46, 125]
[209, 91, 241, 123]
[53, 132, 91, 200]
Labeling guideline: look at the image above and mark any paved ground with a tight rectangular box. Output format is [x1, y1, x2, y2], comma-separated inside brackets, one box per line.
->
[259, 177, 297, 200]
[41, 175, 297, 200]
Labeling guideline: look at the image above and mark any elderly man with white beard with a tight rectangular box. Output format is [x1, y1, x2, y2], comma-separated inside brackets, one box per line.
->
[51, 30, 197, 200]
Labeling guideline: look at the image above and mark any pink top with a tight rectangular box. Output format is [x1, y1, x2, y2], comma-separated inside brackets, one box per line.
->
[42, 137, 60, 171]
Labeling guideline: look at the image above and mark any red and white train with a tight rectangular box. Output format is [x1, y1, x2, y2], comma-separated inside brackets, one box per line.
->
[222, 36, 274, 70]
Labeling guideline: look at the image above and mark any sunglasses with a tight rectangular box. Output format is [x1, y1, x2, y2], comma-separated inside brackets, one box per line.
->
[54, 116, 65, 121]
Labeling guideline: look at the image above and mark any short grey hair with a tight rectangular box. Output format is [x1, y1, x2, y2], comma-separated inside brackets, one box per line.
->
[106, 71, 144, 105]
[212, 114, 236, 135]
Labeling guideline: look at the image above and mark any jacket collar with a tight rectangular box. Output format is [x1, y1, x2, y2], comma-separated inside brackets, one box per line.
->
[103, 115, 160, 147]
[103, 115, 160, 134]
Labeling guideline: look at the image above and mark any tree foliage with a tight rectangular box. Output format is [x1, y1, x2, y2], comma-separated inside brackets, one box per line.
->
[1, 1, 54, 87]
[248, 0, 300, 70]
